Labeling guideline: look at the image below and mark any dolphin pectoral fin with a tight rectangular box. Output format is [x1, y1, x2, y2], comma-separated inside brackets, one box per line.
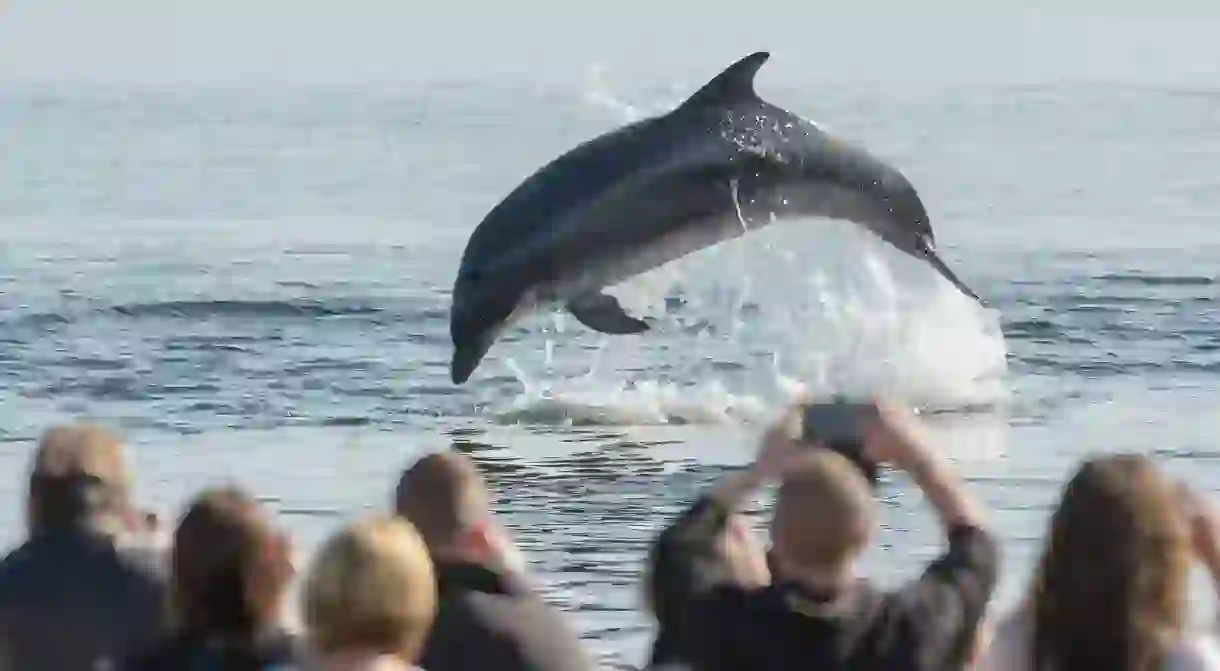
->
[567, 293, 651, 335]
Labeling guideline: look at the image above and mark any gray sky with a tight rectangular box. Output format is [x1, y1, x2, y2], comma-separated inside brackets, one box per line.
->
[1, 1, 1218, 87]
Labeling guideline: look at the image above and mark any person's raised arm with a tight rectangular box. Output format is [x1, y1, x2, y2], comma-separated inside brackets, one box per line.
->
[1161, 484, 1220, 670]
[862, 401, 987, 532]
[645, 408, 803, 665]
[1181, 484, 1220, 627]
[650, 408, 802, 588]
[861, 400, 998, 670]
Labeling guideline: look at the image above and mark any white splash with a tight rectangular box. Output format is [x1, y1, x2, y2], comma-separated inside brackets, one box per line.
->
[581, 63, 684, 122]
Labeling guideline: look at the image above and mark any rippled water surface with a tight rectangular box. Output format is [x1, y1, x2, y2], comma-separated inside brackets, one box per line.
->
[3, 78, 1220, 667]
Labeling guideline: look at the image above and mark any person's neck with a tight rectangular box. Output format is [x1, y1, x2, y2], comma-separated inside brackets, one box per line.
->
[29, 517, 115, 542]
[428, 545, 487, 569]
[310, 649, 411, 671]
[781, 564, 855, 597]
[430, 537, 529, 581]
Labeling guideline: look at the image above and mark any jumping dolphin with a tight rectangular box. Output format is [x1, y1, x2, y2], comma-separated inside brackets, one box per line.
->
[448, 51, 980, 384]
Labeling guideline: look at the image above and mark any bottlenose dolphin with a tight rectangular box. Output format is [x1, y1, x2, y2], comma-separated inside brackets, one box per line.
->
[448, 51, 980, 384]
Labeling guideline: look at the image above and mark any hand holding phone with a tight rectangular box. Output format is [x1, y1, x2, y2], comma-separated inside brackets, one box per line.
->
[800, 397, 881, 485]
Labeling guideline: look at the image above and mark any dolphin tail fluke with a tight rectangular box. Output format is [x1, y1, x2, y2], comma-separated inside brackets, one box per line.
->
[922, 249, 984, 306]
[567, 292, 651, 335]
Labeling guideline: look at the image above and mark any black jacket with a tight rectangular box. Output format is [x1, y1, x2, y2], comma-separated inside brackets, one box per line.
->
[420, 562, 593, 671]
[647, 487, 999, 671]
[122, 629, 302, 671]
[0, 530, 166, 671]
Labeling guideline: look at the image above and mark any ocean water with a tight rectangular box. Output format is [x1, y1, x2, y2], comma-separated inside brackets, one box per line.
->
[3, 71, 1220, 668]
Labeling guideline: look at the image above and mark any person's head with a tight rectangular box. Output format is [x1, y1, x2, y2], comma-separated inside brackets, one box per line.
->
[768, 449, 877, 586]
[27, 423, 134, 538]
[303, 515, 436, 664]
[394, 451, 516, 570]
[1029, 453, 1190, 670]
[170, 486, 294, 642]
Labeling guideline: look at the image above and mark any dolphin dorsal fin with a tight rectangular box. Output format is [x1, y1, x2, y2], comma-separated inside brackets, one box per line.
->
[679, 51, 771, 110]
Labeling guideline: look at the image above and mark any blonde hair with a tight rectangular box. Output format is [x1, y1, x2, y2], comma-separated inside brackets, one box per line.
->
[28, 424, 132, 534]
[303, 514, 437, 662]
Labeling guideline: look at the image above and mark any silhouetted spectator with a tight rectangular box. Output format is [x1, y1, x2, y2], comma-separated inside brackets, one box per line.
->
[302, 514, 436, 671]
[648, 401, 998, 670]
[644, 510, 768, 668]
[0, 424, 165, 671]
[123, 486, 301, 670]
[980, 454, 1220, 670]
[395, 451, 593, 671]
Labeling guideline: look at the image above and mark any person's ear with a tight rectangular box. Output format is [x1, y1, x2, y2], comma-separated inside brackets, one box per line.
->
[275, 531, 295, 580]
[460, 522, 497, 562]
[257, 531, 294, 589]
[247, 530, 294, 617]
[723, 516, 770, 589]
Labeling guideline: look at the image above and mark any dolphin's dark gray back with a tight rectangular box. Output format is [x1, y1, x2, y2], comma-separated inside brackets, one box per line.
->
[678, 53, 938, 247]
[455, 53, 776, 287]
[457, 51, 943, 286]
[456, 116, 668, 280]
[669, 53, 975, 301]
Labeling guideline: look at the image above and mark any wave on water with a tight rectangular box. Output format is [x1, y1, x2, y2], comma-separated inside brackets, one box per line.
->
[109, 299, 383, 319]
[494, 374, 774, 428]
[5, 298, 447, 327]
[1091, 272, 1216, 286]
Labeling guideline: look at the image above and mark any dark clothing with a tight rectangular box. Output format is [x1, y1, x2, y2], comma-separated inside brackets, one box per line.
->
[420, 562, 593, 671]
[0, 529, 166, 671]
[122, 629, 302, 671]
[647, 486, 999, 671]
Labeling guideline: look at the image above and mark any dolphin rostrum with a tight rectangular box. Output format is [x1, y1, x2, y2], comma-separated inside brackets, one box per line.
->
[448, 51, 981, 384]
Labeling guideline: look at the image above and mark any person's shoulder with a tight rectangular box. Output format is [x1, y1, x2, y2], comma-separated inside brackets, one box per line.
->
[0, 539, 41, 573]
[435, 590, 594, 670]
[0, 543, 28, 579]
[944, 523, 1001, 570]
[465, 586, 579, 633]
[106, 547, 167, 601]
[461, 582, 571, 622]
[1165, 634, 1220, 671]
[0, 540, 52, 598]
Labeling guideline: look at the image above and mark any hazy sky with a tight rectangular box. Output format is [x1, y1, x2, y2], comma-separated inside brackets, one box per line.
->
[2, 1, 1218, 87]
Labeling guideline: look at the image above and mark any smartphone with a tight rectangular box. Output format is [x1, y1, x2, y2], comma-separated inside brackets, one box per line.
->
[800, 398, 880, 485]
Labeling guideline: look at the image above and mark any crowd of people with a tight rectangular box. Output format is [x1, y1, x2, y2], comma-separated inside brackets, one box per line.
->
[1, 400, 1219, 670]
